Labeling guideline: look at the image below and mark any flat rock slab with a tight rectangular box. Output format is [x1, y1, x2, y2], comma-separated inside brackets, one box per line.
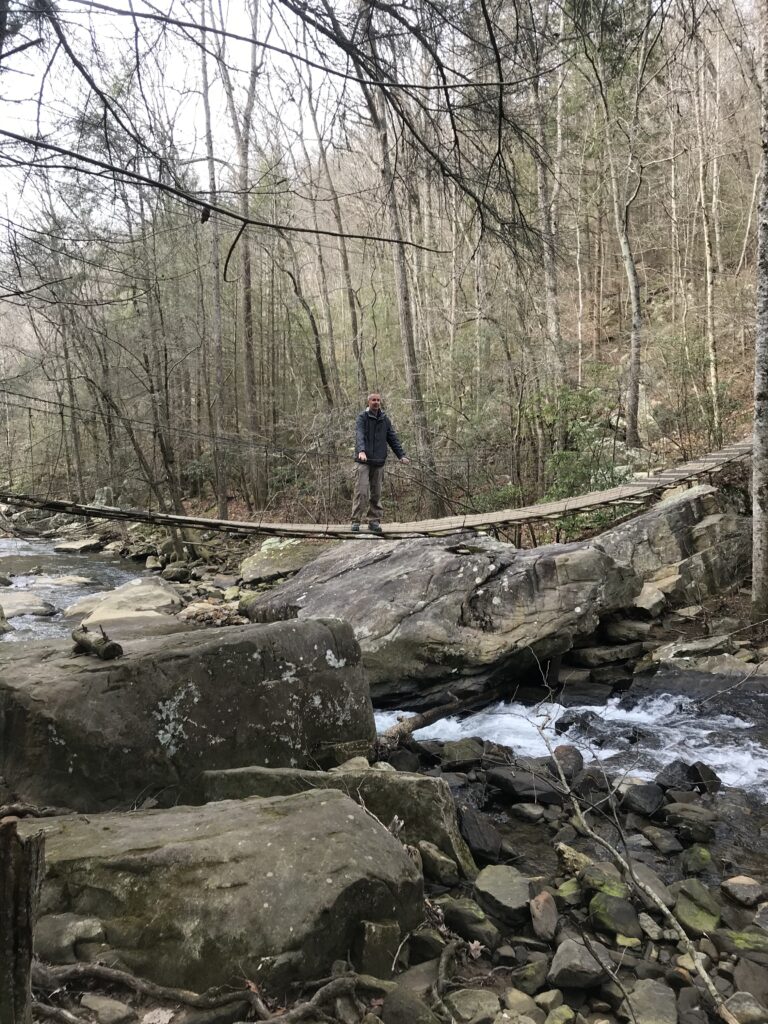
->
[52, 536, 104, 553]
[0, 619, 375, 810]
[0, 591, 57, 617]
[19, 790, 423, 991]
[64, 577, 184, 637]
[203, 764, 476, 878]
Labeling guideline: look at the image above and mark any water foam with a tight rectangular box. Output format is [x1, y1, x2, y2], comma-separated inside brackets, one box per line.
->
[375, 691, 768, 793]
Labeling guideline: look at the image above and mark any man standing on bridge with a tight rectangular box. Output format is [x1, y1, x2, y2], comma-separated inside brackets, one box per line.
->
[352, 393, 409, 534]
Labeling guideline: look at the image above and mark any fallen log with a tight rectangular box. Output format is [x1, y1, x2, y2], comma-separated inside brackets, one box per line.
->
[377, 684, 508, 752]
[0, 817, 45, 1024]
[71, 625, 123, 660]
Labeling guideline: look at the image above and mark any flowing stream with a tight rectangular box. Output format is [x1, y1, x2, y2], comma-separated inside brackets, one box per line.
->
[0, 536, 137, 642]
[376, 690, 768, 796]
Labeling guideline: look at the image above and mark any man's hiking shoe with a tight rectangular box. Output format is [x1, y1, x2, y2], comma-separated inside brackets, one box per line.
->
[368, 521, 382, 534]
[351, 522, 361, 533]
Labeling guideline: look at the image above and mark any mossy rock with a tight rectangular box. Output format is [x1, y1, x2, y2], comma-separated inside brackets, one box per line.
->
[675, 893, 720, 937]
[680, 845, 712, 875]
[712, 930, 768, 956]
[589, 892, 642, 938]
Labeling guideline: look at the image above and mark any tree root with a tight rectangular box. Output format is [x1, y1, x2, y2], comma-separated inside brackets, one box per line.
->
[32, 1001, 86, 1024]
[257, 975, 392, 1023]
[31, 962, 254, 1010]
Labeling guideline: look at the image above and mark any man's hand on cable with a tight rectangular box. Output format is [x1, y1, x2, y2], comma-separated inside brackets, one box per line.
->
[400, 457, 411, 464]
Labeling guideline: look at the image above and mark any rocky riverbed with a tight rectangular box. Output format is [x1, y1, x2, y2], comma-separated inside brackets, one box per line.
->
[3, 487, 768, 1024]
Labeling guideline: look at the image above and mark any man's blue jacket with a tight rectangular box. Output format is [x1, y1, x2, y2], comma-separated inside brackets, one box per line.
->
[355, 408, 406, 467]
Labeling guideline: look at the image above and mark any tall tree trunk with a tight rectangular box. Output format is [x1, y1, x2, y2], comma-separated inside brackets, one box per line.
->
[694, 42, 721, 444]
[530, 64, 566, 388]
[0, 818, 44, 1024]
[200, 9, 228, 518]
[213, 0, 264, 502]
[752, 0, 768, 619]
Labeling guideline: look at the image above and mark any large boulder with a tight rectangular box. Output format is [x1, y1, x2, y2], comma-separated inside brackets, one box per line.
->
[242, 534, 639, 707]
[203, 764, 476, 878]
[597, 484, 750, 606]
[63, 577, 185, 637]
[240, 537, 339, 583]
[0, 619, 375, 810]
[19, 790, 423, 990]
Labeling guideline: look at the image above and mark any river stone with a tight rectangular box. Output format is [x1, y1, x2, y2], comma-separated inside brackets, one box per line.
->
[0, 619, 375, 810]
[675, 880, 721, 937]
[735, 959, 768, 1005]
[52, 535, 104, 553]
[79, 995, 136, 1024]
[619, 979, 678, 1024]
[0, 604, 12, 633]
[438, 897, 501, 949]
[64, 577, 185, 636]
[622, 782, 665, 817]
[503, 990, 543, 1017]
[530, 890, 559, 941]
[712, 931, 768, 956]
[756, 904, 768, 932]
[722, 877, 766, 908]
[18, 790, 422, 991]
[409, 927, 446, 966]
[444, 989, 501, 1023]
[664, 803, 717, 842]
[241, 532, 640, 707]
[458, 803, 503, 862]
[417, 840, 460, 885]
[548, 938, 612, 987]
[240, 538, 340, 583]
[544, 1007, 575, 1024]
[723, 993, 768, 1024]
[203, 765, 475, 878]
[589, 893, 642, 938]
[681, 845, 712, 875]
[642, 826, 683, 855]
[628, 862, 674, 910]
[394, 958, 440, 999]
[474, 865, 532, 927]
[35, 912, 106, 963]
[160, 564, 190, 583]
[381, 988, 442, 1024]
[580, 864, 629, 900]
[488, 767, 563, 806]
[0, 591, 57, 617]
[508, 959, 550, 995]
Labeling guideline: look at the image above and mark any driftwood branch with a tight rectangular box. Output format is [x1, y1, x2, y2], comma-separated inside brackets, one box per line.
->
[71, 626, 123, 660]
[377, 685, 507, 751]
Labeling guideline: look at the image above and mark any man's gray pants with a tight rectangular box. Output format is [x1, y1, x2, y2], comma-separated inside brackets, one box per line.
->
[352, 462, 384, 523]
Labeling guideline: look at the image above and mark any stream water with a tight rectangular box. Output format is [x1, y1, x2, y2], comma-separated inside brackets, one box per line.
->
[376, 690, 768, 796]
[0, 536, 137, 642]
